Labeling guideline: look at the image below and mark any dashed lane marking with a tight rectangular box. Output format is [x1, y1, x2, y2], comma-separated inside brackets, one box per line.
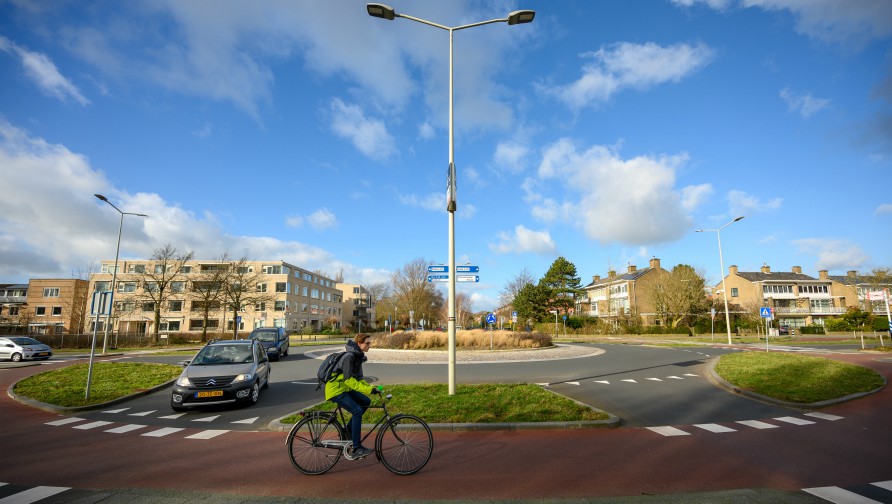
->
[650, 414, 842, 437]
[621, 379, 637, 383]
[0, 485, 70, 504]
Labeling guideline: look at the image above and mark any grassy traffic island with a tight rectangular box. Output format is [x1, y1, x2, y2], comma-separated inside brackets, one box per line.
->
[10, 352, 886, 421]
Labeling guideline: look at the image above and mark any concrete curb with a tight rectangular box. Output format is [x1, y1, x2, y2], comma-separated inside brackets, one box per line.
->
[705, 356, 887, 409]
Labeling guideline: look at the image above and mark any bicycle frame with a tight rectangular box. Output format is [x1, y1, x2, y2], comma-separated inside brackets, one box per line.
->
[288, 395, 394, 460]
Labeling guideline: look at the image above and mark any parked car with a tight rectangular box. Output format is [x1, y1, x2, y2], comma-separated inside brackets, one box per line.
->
[0, 336, 53, 362]
[249, 327, 289, 361]
[779, 325, 790, 335]
[170, 339, 270, 412]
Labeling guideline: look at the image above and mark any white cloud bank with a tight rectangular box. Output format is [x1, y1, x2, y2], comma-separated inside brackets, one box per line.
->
[780, 87, 830, 118]
[0, 35, 89, 106]
[490, 225, 557, 255]
[793, 238, 870, 271]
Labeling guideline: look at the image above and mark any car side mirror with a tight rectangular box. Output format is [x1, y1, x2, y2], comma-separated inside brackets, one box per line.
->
[180, 360, 191, 367]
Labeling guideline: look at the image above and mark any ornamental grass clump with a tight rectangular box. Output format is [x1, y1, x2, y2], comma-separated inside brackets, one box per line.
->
[373, 330, 552, 350]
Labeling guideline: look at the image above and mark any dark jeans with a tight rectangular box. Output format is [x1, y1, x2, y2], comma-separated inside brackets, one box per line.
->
[332, 390, 370, 448]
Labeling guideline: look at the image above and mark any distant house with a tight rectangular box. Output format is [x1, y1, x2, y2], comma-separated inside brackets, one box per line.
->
[0, 280, 89, 334]
[828, 270, 892, 316]
[576, 258, 669, 325]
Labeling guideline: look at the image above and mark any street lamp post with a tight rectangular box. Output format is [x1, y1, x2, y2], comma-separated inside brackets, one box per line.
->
[696, 216, 744, 345]
[367, 3, 534, 395]
[94, 194, 148, 353]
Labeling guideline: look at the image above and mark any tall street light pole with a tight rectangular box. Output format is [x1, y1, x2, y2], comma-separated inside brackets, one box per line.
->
[95, 194, 148, 354]
[696, 216, 744, 345]
[367, 3, 534, 395]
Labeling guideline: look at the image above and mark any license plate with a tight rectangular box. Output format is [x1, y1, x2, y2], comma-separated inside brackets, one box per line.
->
[196, 390, 223, 398]
[35, 352, 49, 357]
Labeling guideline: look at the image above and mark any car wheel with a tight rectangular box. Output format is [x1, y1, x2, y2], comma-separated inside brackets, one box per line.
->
[11, 352, 22, 362]
[248, 381, 260, 405]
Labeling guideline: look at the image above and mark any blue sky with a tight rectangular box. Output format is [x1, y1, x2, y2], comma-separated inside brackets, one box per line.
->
[1, 0, 890, 313]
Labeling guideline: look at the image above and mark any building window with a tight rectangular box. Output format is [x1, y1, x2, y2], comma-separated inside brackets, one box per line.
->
[145, 282, 159, 292]
[257, 283, 267, 293]
[276, 282, 288, 293]
[94, 281, 111, 292]
[8, 306, 19, 316]
[52, 306, 62, 316]
[254, 302, 266, 311]
[35, 307, 46, 316]
[130, 264, 146, 274]
[43, 288, 60, 298]
[353, 287, 360, 294]
[119, 282, 137, 293]
[169, 300, 183, 312]
[275, 301, 286, 312]
[171, 282, 185, 293]
[160, 320, 181, 332]
[730, 288, 738, 297]
[154, 265, 166, 274]
[143, 302, 155, 312]
[180, 265, 192, 274]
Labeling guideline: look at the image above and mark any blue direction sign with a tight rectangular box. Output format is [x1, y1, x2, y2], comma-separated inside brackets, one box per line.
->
[486, 313, 496, 324]
[456, 275, 479, 282]
[427, 274, 449, 282]
[428, 265, 448, 273]
[456, 265, 479, 273]
[759, 307, 772, 318]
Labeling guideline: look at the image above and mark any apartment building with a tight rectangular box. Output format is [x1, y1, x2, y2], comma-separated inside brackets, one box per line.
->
[828, 270, 892, 316]
[716, 265, 844, 329]
[0, 280, 89, 334]
[87, 259, 342, 335]
[337, 283, 376, 331]
[576, 258, 668, 325]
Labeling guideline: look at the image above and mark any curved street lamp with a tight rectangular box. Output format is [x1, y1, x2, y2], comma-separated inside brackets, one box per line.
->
[367, 3, 534, 395]
[696, 216, 744, 345]
[95, 194, 148, 354]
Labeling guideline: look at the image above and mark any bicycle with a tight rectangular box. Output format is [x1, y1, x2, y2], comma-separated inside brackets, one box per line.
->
[286, 393, 433, 475]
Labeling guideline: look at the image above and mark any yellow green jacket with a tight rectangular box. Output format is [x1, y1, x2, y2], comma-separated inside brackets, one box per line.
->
[324, 341, 373, 400]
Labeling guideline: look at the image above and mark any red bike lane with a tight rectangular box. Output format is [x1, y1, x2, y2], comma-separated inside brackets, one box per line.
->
[1, 352, 890, 500]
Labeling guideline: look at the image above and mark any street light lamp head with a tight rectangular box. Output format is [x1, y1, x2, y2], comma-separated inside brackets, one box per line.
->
[733, 216, 745, 222]
[507, 10, 535, 25]
[367, 3, 396, 20]
[94, 193, 109, 202]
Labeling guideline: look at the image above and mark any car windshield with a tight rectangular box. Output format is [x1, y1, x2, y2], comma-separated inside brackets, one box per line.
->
[8, 337, 43, 345]
[251, 330, 278, 342]
[191, 344, 254, 365]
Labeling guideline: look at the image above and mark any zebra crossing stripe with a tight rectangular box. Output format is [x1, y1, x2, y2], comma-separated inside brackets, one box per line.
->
[128, 410, 156, 417]
[102, 408, 129, 414]
[192, 415, 220, 422]
[694, 423, 736, 433]
[735, 420, 778, 429]
[0, 485, 70, 504]
[45, 417, 85, 426]
[72, 421, 114, 430]
[186, 430, 229, 440]
[646, 426, 690, 436]
[803, 486, 879, 503]
[105, 424, 147, 434]
[873, 481, 892, 491]
[646, 378, 663, 381]
[231, 417, 259, 424]
[805, 412, 843, 421]
[141, 427, 185, 437]
[774, 416, 816, 426]
[594, 380, 610, 384]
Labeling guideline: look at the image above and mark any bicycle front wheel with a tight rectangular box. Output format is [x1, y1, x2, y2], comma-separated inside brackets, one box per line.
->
[376, 414, 433, 475]
[287, 414, 345, 475]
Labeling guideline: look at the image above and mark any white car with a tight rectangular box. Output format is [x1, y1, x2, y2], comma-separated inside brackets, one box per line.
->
[0, 336, 54, 362]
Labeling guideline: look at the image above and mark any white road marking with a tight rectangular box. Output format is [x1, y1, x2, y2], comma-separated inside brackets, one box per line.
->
[101, 408, 129, 414]
[0, 486, 70, 504]
[158, 413, 186, 419]
[192, 415, 220, 422]
[735, 420, 779, 429]
[128, 410, 156, 417]
[646, 378, 663, 381]
[621, 379, 637, 383]
[683, 373, 699, 377]
[694, 423, 736, 433]
[774, 416, 815, 425]
[666, 376, 683, 380]
[566, 381, 580, 386]
[45, 417, 85, 426]
[186, 430, 229, 440]
[105, 424, 147, 434]
[232, 417, 259, 424]
[594, 380, 610, 384]
[646, 426, 690, 436]
[872, 481, 892, 491]
[72, 421, 114, 430]
[141, 427, 185, 437]
[805, 412, 844, 421]
[803, 486, 880, 503]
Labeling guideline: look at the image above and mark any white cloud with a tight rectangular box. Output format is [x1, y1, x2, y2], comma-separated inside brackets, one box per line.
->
[792, 238, 870, 271]
[399, 193, 443, 212]
[535, 138, 700, 245]
[0, 35, 89, 106]
[727, 190, 782, 216]
[540, 42, 715, 110]
[0, 119, 378, 283]
[328, 98, 396, 161]
[418, 121, 435, 140]
[681, 184, 714, 211]
[876, 203, 892, 215]
[284, 215, 303, 228]
[493, 141, 530, 174]
[673, 0, 892, 46]
[780, 87, 830, 118]
[490, 225, 557, 255]
[307, 208, 337, 231]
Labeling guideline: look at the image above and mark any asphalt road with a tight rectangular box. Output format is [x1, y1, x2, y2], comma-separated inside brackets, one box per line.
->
[1, 342, 890, 502]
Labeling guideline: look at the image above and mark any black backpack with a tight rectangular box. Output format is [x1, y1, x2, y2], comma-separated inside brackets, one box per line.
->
[316, 351, 347, 390]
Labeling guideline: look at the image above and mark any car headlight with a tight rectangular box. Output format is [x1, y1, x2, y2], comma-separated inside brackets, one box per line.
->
[176, 376, 192, 387]
[232, 373, 253, 383]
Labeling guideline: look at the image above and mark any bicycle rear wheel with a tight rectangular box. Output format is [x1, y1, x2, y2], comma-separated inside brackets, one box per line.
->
[287, 414, 345, 475]
[375, 414, 433, 475]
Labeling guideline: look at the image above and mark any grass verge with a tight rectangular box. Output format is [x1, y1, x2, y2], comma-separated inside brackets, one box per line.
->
[279, 383, 610, 425]
[13, 362, 182, 407]
[714, 352, 885, 403]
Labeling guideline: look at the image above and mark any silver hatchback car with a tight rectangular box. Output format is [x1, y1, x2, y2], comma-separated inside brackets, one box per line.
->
[0, 336, 53, 362]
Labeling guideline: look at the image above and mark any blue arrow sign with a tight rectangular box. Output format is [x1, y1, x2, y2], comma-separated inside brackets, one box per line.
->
[456, 265, 479, 273]
[456, 275, 479, 282]
[486, 313, 496, 324]
[428, 265, 448, 273]
[759, 307, 772, 318]
[427, 274, 449, 282]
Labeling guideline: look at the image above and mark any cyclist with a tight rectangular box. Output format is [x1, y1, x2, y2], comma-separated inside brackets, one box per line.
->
[325, 333, 381, 460]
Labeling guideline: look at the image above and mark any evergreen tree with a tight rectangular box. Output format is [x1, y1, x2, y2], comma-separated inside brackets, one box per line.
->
[540, 256, 582, 315]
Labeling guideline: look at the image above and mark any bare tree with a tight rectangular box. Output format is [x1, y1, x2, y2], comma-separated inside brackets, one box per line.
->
[140, 244, 194, 344]
[190, 255, 229, 342]
[499, 268, 536, 310]
[648, 264, 707, 328]
[391, 258, 444, 328]
[220, 257, 275, 338]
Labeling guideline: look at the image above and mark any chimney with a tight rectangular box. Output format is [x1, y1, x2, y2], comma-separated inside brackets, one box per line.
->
[649, 257, 661, 269]
[608, 270, 616, 278]
[592, 275, 601, 284]
[761, 264, 771, 274]
[847, 270, 857, 277]
[819, 270, 828, 280]
[729, 265, 738, 275]
[792, 266, 802, 274]
[628, 264, 637, 273]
